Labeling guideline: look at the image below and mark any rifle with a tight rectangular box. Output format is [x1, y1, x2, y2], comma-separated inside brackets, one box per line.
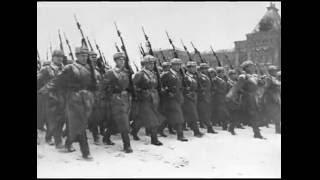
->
[63, 32, 75, 61]
[114, 22, 136, 98]
[139, 43, 146, 56]
[165, 31, 188, 87]
[58, 29, 64, 53]
[142, 26, 154, 56]
[74, 14, 88, 48]
[74, 14, 97, 90]
[191, 42, 206, 63]
[210, 45, 222, 67]
[159, 48, 167, 62]
[165, 31, 178, 58]
[141, 27, 162, 92]
[115, 42, 121, 53]
[224, 54, 234, 69]
[94, 39, 104, 64]
[133, 61, 139, 72]
[181, 40, 204, 90]
[181, 39, 193, 62]
[86, 36, 94, 52]
[101, 52, 109, 67]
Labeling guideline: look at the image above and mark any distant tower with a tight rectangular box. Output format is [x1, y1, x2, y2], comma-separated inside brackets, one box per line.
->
[234, 2, 281, 67]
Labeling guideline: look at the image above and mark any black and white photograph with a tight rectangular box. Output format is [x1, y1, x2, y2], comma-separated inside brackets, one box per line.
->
[37, 1, 281, 178]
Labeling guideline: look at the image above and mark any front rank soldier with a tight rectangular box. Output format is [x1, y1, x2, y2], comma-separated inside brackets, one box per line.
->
[161, 58, 188, 141]
[197, 63, 218, 134]
[212, 67, 230, 130]
[42, 46, 96, 160]
[131, 55, 164, 146]
[181, 61, 204, 137]
[158, 61, 177, 137]
[100, 52, 133, 153]
[227, 60, 266, 139]
[262, 66, 281, 134]
[37, 50, 65, 148]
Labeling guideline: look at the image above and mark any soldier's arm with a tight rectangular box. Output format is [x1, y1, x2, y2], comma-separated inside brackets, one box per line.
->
[99, 70, 114, 95]
[37, 66, 50, 91]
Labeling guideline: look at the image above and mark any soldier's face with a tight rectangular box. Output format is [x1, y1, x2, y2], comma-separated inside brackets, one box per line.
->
[77, 54, 88, 64]
[52, 56, 63, 65]
[188, 66, 196, 73]
[115, 58, 125, 68]
[146, 62, 154, 70]
[172, 64, 181, 71]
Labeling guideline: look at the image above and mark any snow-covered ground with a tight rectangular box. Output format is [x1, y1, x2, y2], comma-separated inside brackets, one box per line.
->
[37, 125, 281, 178]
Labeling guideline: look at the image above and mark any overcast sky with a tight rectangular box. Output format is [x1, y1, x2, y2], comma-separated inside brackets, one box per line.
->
[37, 1, 281, 66]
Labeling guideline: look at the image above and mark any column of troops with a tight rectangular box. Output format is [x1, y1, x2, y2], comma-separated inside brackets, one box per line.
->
[37, 47, 281, 161]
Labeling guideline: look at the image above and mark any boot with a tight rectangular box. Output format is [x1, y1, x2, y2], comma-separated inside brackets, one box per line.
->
[176, 124, 188, 142]
[169, 125, 176, 134]
[228, 128, 236, 135]
[46, 139, 54, 146]
[130, 129, 140, 141]
[83, 154, 93, 161]
[93, 135, 100, 145]
[151, 129, 163, 146]
[158, 130, 167, 137]
[183, 122, 189, 131]
[191, 122, 204, 137]
[237, 124, 245, 129]
[207, 126, 218, 134]
[103, 130, 115, 145]
[199, 121, 205, 129]
[121, 132, 133, 153]
[65, 139, 76, 152]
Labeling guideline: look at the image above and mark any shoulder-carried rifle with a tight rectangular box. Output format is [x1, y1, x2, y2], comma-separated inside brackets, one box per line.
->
[165, 31, 179, 59]
[74, 14, 97, 90]
[86, 36, 94, 52]
[181, 39, 193, 62]
[58, 29, 64, 53]
[141, 27, 162, 92]
[63, 32, 75, 61]
[191, 42, 206, 63]
[94, 39, 105, 65]
[159, 48, 167, 62]
[139, 43, 146, 57]
[210, 45, 222, 67]
[114, 22, 136, 98]
[115, 42, 121, 53]
[165, 31, 188, 87]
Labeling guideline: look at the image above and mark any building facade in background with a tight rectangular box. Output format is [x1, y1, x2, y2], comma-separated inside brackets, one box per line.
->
[234, 3, 281, 67]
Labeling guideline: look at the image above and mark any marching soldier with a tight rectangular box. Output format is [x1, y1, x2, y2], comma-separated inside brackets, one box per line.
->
[207, 68, 218, 126]
[87, 51, 104, 145]
[212, 67, 230, 130]
[226, 60, 266, 139]
[158, 61, 177, 137]
[197, 63, 218, 134]
[181, 61, 204, 137]
[130, 55, 164, 145]
[161, 58, 188, 141]
[226, 69, 241, 135]
[37, 50, 65, 148]
[100, 52, 133, 153]
[42, 46, 96, 160]
[262, 66, 281, 134]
